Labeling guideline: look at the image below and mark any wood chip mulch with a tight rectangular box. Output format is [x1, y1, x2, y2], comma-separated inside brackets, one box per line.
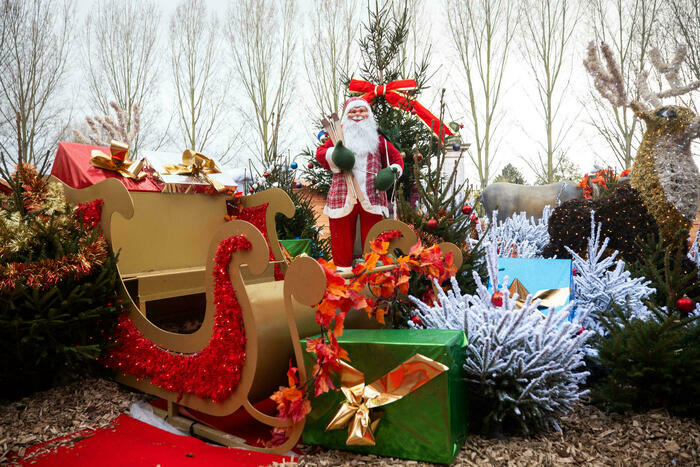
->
[0, 378, 145, 465]
[294, 404, 700, 466]
[2, 379, 698, 466]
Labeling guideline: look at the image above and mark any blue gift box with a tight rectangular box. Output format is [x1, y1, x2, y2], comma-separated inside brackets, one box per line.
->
[488, 257, 574, 318]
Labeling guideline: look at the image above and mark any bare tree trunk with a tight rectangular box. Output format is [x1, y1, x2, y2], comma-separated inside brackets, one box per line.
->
[83, 0, 161, 154]
[585, 0, 661, 170]
[303, 0, 358, 119]
[447, 0, 518, 189]
[521, 0, 582, 184]
[225, 0, 297, 169]
[0, 0, 73, 175]
[169, 0, 234, 163]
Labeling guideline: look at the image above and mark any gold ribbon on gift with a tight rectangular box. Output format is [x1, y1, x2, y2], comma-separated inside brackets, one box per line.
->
[509, 278, 570, 314]
[162, 149, 226, 192]
[325, 353, 448, 446]
[90, 140, 145, 179]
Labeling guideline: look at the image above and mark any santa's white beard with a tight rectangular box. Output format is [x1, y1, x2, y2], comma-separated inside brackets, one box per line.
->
[342, 114, 379, 159]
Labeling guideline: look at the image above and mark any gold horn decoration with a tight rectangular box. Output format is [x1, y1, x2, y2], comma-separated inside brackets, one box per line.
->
[162, 149, 226, 192]
[508, 278, 570, 311]
[90, 140, 145, 179]
[325, 353, 448, 446]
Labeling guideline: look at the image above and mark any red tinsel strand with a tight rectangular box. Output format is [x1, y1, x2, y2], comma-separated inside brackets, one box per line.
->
[101, 235, 251, 402]
[75, 199, 104, 229]
[237, 203, 285, 281]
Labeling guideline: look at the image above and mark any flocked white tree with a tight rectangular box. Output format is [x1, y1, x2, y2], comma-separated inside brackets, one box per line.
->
[409, 243, 592, 434]
[565, 211, 655, 334]
[472, 206, 551, 258]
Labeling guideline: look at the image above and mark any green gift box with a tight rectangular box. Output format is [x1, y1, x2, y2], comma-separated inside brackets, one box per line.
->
[301, 329, 468, 464]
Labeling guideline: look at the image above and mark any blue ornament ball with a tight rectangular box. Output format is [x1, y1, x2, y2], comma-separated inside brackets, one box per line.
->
[290, 162, 298, 169]
[296, 182, 302, 188]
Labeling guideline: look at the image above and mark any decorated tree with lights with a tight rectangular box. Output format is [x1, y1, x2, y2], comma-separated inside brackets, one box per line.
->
[408, 243, 593, 435]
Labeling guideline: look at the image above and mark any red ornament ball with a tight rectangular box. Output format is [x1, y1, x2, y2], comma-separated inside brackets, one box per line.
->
[249, 188, 254, 193]
[676, 296, 696, 313]
[572, 267, 579, 276]
[470, 213, 478, 222]
[491, 291, 504, 307]
[461, 204, 473, 215]
[263, 172, 270, 178]
[426, 219, 438, 229]
[414, 153, 423, 162]
[307, 162, 314, 169]
[410, 316, 424, 327]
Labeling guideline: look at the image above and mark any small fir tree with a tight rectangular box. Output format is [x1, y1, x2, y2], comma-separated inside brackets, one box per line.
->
[249, 160, 331, 260]
[628, 230, 700, 316]
[493, 163, 527, 184]
[592, 303, 700, 417]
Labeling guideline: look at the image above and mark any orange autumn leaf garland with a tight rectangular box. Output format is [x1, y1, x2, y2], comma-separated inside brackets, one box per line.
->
[270, 230, 457, 441]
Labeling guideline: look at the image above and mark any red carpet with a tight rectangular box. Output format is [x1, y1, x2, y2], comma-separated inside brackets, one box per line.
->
[15, 414, 293, 467]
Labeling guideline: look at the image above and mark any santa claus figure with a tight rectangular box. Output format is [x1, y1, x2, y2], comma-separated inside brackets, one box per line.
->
[316, 97, 404, 267]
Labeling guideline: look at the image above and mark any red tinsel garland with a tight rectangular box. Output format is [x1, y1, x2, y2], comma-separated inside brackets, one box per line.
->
[237, 203, 285, 281]
[101, 235, 251, 402]
[0, 199, 108, 291]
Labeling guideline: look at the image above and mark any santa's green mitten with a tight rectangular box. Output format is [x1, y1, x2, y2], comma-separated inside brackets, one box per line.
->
[374, 167, 396, 191]
[331, 141, 355, 171]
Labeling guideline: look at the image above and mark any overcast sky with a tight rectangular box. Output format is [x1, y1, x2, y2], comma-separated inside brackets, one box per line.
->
[66, 0, 699, 185]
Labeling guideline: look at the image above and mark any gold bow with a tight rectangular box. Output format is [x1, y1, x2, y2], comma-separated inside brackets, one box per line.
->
[162, 149, 226, 192]
[90, 140, 145, 179]
[509, 278, 570, 313]
[325, 353, 448, 446]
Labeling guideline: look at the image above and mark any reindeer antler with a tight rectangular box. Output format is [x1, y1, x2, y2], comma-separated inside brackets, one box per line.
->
[583, 42, 628, 108]
[638, 45, 700, 108]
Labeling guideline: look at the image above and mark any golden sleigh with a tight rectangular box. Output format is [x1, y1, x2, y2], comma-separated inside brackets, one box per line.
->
[57, 177, 462, 454]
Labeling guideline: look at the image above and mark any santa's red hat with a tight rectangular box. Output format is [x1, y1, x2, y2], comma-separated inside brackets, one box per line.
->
[342, 97, 372, 118]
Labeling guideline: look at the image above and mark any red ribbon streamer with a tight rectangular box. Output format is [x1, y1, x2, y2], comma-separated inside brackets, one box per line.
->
[348, 79, 454, 139]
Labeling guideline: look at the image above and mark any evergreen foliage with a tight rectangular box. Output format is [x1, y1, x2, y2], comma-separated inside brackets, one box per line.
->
[0, 167, 121, 399]
[250, 161, 331, 259]
[353, 1, 433, 201]
[493, 163, 527, 184]
[628, 230, 700, 316]
[300, 147, 332, 196]
[592, 303, 700, 417]
[0, 254, 121, 400]
[409, 244, 592, 435]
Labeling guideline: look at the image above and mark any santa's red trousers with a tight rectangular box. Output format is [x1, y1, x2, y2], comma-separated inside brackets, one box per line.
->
[329, 202, 383, 267]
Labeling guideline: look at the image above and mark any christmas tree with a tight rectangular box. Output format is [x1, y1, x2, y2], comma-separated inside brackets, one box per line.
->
[349, 1, 433, 201]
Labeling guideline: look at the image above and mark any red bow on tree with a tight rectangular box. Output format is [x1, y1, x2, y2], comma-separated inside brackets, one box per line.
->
[348, 79, 454, 139]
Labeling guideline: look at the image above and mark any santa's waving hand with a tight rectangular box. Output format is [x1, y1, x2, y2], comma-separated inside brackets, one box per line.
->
[316, 97, 404, 267]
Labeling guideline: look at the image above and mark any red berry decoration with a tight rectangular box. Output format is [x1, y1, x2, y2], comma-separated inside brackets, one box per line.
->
[470, 213, 478, 222]
[307, 162, 314, 169]
[576, 327, 585, 336]
[491, 291, 504, 307]
[263, 172, 270, 178]
[414, 153, 423, 162]
[249, 188, 254, 193]
[572, 267, 579, 276]
[461, 204, 473, 215]
[676, 296, 695, 313]
[410, 316, 424, 327]
[426, 219, 438, 229]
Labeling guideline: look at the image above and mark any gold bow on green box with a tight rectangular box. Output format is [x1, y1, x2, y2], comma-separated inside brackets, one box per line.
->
[90, 140, 145, 179]
[325, 353, 448, 446]
[162, 149, 226, 192]
[509, 278, 570, 315]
